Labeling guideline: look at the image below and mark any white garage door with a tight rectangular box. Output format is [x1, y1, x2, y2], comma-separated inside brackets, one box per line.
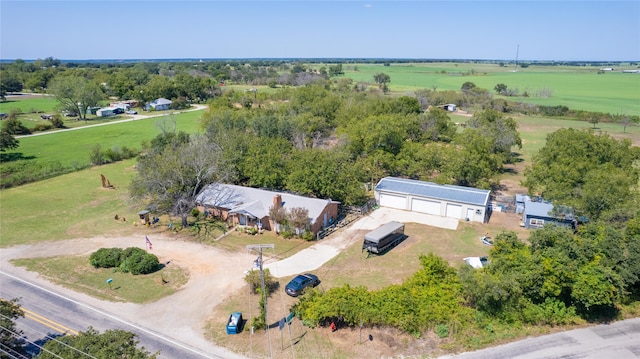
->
[411, 198, 441, 215]
[379, 193, 407, 210]
[445, 204, 463, 219]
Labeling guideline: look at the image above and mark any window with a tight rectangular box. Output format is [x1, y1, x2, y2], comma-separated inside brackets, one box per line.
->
[475, 209, 482, 215]
[529, 218, 545, 227]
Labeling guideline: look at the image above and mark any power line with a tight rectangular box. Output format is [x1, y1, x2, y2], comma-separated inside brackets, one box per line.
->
[0, 342, 29, 359]
[0, 313, 97, 359]
[0, 324, 64, 359]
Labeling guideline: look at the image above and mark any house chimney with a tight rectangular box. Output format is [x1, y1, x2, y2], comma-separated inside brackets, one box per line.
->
[273, 194, 282, 209]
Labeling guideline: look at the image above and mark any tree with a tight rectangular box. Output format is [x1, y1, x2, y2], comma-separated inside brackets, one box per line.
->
[328, 64, 344, 77]
[523, 128, 639, 221]
[460, 82, 476, 92]
[288, 207, 310, 235]
[130, 132, 227, 227]
[466, 109, 522, 162]
[0, 117, 22, 152]
[48, 75, 104, 120]
[416, 107, 456, 142]
[37, 327, 157, 358]
[494, 83, 508, 94]
[0, 298, 28, 358]
[373, 72, 390, 92]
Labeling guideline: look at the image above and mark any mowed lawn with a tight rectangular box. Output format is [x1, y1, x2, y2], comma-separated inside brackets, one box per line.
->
[1, 109, 204, 175]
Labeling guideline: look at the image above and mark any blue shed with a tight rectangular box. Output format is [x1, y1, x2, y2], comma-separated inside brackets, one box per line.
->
[521, 196, 575, 229]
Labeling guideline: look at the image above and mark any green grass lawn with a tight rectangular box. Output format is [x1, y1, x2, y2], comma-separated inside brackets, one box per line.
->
[0, 95, 59, 114]
[11, 255, 189, 303]
[1, 109, 204, 171]
[341, 62, 640, 114]
[0, 159, 141, 247]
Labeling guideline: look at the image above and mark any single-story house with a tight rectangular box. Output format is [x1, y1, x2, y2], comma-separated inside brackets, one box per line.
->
[520, 195, 575, 229]
[145, 98, 172, 111]
[96, 107, 115, 117]
[374, 177, 491, 223]
[195, 184, 340, 235]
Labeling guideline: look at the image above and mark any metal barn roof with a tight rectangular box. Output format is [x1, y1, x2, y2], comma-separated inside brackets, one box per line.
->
[375, 177, 490, 207]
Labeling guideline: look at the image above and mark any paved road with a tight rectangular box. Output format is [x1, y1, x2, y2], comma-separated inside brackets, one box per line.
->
[0, 271, 241, 359]
[439, 317, 640, 359]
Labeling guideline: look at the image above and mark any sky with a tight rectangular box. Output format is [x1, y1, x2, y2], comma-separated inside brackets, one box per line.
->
[1, 1, 639, 61]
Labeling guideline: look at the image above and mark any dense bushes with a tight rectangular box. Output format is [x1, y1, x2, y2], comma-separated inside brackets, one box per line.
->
[293, 254, 473, 337]
[89, 247, 159, 275]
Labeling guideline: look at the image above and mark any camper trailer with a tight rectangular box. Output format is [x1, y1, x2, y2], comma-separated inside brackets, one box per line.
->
[362, 221, 405, 255]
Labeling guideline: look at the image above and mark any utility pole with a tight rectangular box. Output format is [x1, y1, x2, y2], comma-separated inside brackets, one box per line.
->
[247, 244, 275, 358]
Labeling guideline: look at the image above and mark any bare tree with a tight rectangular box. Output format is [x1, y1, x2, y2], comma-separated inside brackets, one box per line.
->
[48, 75, 104, 120]
[288, 207, 310, 235]
[268, 204, 287, 233]
[130, 134, 229, 227]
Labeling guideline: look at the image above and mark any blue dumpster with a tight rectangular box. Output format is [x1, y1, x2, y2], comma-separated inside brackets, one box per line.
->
[226, 312, 243, 334]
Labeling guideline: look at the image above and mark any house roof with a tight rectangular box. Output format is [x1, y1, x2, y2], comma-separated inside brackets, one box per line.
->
[153, 98, 172, 105]
[523, 198, 555, 218]
[196, 184, 339, 222]
[374, 177, 490, 207]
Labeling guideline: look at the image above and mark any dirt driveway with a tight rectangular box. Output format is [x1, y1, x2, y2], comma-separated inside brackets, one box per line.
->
[0, 235, 253, 358]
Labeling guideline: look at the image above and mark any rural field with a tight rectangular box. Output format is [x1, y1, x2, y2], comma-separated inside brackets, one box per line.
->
[1, 63, 639, 359]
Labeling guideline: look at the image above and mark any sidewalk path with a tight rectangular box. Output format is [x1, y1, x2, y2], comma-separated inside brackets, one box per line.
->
[265, 207, 458, 278]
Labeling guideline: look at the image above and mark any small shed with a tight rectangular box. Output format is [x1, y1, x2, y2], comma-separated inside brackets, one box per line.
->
[96, 107, 115, 117]
[521, 196, 575, 229]
[138, 210, 151, 224]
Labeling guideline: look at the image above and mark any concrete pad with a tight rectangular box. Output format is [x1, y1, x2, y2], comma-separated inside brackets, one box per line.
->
[265, 207, 459, 278]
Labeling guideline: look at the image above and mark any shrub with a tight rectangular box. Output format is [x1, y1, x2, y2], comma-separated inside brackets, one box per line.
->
[89, 144, 104, 165]
[89, 248, 123, 268]
[301, 230, 315, 241]
[49, 115, 64, 128]
[32, 123, 53, 132]
[436, 324, 449, 338]
[281, 230, 294, 239]
[244, 268, 278, 294]
[119, 247, 159, 275]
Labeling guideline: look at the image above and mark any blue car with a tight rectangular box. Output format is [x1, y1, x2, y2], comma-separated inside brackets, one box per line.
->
[285, 273, 319, 297]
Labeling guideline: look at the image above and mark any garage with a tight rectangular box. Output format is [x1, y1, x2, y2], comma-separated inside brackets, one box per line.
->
[445, 204, 463, 219]
[411, 198, 441, 215]
[379, 193, 407, 210]
[374, 177, 491, 224]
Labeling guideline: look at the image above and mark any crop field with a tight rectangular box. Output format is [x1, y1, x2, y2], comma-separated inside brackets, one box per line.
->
[339, 62, 640, 114]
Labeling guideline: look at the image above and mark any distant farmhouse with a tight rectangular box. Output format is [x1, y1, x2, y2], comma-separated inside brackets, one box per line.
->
[145, 98, 172, 111]
[516, 194, 576, 229]
[195, 184, 340, 235]
[374, 177, 491, 223]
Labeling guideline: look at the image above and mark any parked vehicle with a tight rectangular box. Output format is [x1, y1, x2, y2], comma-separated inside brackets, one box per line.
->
[285, 273, 319, 297]
[125, 110, 137, 115]
[362, 221, 405, 255]
[226, 312, 243, 334]
[480, 235, 493, 245]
